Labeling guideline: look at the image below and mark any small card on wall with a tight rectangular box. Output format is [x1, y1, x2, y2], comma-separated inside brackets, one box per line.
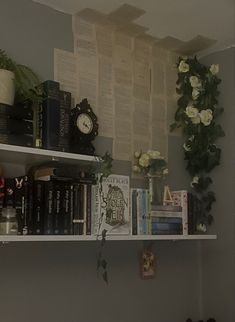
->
[140, 250, 155, 279]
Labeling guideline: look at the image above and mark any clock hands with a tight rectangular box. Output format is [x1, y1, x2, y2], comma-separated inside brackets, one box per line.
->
[83, 121, 89, 129]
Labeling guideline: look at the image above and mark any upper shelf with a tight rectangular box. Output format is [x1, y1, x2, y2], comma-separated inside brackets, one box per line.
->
[0, 143, 101, 166]
[0, 234, 217, 243]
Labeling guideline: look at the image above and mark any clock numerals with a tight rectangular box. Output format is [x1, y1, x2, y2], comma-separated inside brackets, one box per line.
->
[77, 113, 93, 134]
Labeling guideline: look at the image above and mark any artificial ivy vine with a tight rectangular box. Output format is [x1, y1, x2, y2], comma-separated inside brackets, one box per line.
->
[171, 56, 225, 231]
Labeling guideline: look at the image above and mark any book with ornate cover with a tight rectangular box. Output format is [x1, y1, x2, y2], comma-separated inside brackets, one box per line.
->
[96, 174, 130, 235]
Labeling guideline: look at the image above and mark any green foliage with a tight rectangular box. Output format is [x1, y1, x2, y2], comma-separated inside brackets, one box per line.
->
[171, 56, 224, 229]
[0, 49, 42, 104]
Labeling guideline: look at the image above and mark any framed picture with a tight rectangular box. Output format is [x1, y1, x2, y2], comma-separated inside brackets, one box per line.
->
[140, 250, 155, 279]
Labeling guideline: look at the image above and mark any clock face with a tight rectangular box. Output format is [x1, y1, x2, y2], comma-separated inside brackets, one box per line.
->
[76, 113, 93, 134]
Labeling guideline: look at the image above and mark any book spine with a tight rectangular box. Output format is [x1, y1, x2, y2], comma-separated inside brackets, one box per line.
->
[33, 181, 45, 235]
[151, 222, 182, 231]
[73, 183, 80, 235]
[79, 184, 85, 235]
[42, 98, 60, 150]
[131, 189, 137, 235]
[41, 80, 60, 100]
[137, 190, 143, 235]
[91, 184, 100, 236]
[151, 210, 183, 218]
[151, 217, 182, 224]
[86, 184, 92, 235]
[44, 181, 54, 235]
[34, 103, 43, 148]
[53, 182, 61, 235]
[172, 190, 188, 235]
[62, 184, 72, 235]
[58, 90, 71, 152]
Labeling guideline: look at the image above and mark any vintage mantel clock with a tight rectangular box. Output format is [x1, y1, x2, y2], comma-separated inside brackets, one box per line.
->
[70, 98, 98, 155]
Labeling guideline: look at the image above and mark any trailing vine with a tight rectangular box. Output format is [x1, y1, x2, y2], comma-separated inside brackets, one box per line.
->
[171, 56, 225, 231]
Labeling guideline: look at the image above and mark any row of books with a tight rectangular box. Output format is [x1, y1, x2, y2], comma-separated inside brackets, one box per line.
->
[131, 189, 201, 235]
[0, 167, 201, 236]
[0, 80, 71, 152]
[0, 168, 97, 235]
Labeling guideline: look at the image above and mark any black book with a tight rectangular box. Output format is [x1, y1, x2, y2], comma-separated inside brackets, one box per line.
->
[131, 190, 137, 235]
[73, 183, 85, 235]
[0, 133, 33, 147]
[0, 102, 33, 120]
[62, 183, 73, 235]
[38, 80, 61, 151]
[53, 181, 62, 235]
[14, 176, 30, 235]
[86, 184, 92, 235]
[41, 80, 60, 100]
[58, 90, 71, 152]
[44, 181, 54, 235]
[0, 118, 33, 135]
[33, 181, 45, 235]
[42, 98, 60, 151]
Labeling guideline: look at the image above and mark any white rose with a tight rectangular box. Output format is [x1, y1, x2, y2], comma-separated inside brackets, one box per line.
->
[163, 168, 168, 175]
[147, 150, 161, 159]
[134, 151, 141, 158]
[188, 135, 195, 142]
[185, 105, 199, 118]
[190, 175, 199, 187]
[139, 153, 150, 167]
[200, 109, 213, 126]
[192, 88, 200, 100]
[183, 143, 192, 152]
[190, 76, 201, 88]
[178, 60, 189, 73]
[210, 64, 219, 75]
[197, 223, 207, 233]
[132, 165, 141, 173]
[191, 116, 201, 124]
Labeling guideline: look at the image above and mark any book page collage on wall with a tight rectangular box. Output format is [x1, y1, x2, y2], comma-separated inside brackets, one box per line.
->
[54, 9, 180, 164]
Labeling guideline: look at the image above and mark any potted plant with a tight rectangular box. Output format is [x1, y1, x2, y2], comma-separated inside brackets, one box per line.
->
[0, 49, 41, 106]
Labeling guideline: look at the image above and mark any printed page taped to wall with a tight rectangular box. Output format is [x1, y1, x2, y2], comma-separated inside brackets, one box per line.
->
[98, 57, 114, 138]
[54, 48, 79, 100]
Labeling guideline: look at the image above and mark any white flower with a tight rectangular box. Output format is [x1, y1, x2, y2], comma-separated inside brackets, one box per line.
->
[190, 76, 202, 88]
[188, 135, 195, 142]
[183, 143, 192, 152]
[191, 116, 201, 124]
[210, 64, 219, 75]
[185, 105, 199, 118]
[134, 151, 141, 158]
[192, 88, 200, 100]
[147, 150, 161, 159]
[163, 168, 168, 175]
[191, 176, 199, 187]
[197, 223, 207, 233]
[200, 109, 213, 126]
[139, 153, 150, 168]
[178, 60, 189, 73]
[132, 165, 141, 173]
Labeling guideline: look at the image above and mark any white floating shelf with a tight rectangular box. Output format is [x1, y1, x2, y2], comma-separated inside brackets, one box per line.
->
[0, 143, 101, 165]
[0, 234, 217, 243]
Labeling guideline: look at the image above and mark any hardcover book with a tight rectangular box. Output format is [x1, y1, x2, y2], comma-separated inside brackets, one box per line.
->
[96, 174, 130, 235]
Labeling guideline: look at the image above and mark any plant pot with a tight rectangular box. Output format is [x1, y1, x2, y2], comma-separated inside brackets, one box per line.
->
[0, 69, 15, 106]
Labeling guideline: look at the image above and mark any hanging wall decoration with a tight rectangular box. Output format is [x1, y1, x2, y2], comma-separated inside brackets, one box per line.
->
[171, 56, 225, 231]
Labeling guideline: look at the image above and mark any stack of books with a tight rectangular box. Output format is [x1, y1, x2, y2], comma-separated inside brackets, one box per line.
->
[150, 204, 183, 235]
[0, 101, 34, 147]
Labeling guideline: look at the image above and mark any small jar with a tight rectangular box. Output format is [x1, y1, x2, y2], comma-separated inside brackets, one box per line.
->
[0, 207, 18, 235]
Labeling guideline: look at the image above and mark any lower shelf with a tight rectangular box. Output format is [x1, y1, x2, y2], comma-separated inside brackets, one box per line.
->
[0, 234, 217, 242]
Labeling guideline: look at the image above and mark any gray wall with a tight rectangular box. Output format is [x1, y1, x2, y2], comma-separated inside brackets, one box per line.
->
[200, 48, 235, 322]
[0, 1, 218, 322]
